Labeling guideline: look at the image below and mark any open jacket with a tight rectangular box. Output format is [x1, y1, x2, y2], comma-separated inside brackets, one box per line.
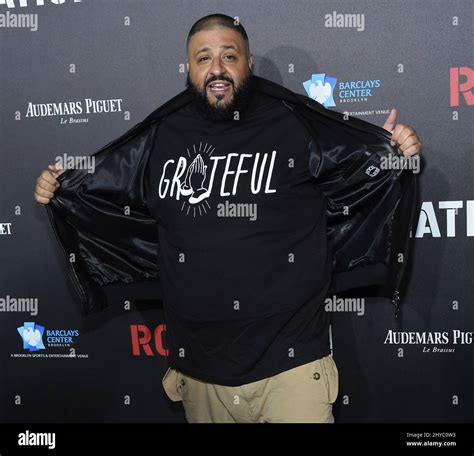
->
[46, 75, 417, 317]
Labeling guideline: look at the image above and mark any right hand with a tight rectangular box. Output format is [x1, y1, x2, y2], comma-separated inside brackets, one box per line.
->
[34, 164, 65, 205]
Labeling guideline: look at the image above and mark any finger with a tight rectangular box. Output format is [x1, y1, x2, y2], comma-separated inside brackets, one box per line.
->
[37, 175, 58, 191]
[398, 134, 419, 153]
[35, 187, 55, 199]
[37, 179, 58, 193]
[40, 170, 59, 184]
[383, 108, 397, 132]
[401, 143, 422, 157]
[34, 194, 50, 205]
[391, 124, 411, 145]
[397, 129, 416, 148]
[48, 163, 65, 177]
[39, 169, 58, 186]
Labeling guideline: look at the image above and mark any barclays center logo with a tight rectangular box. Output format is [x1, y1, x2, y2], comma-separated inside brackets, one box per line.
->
[16, 321, 81, 353]
[17, 322, 45, 352]
[303, 74, 337, 108]
[12, 322, 87, 359]
[304, 73, 382, 106]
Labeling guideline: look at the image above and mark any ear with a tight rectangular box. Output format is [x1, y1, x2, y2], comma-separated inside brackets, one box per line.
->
[186, 60, 189, 72]
[248, 54, 253, 70]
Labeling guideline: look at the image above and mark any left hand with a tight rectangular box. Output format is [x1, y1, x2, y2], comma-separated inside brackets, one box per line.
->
[383, 108, 422, 157]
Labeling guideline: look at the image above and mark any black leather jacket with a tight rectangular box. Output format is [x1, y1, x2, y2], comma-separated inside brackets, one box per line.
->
[46, 75, 417, 316]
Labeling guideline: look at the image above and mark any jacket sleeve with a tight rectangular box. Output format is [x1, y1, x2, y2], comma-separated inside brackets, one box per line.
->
[46, 119, 162, 315]
[294, 98, 418, 307]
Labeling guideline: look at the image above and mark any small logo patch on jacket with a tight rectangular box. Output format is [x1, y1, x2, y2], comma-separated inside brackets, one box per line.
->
[365, 165, 380, 177]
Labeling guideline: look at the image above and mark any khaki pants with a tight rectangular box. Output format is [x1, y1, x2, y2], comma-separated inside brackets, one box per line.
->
[162, 355, 339, 423]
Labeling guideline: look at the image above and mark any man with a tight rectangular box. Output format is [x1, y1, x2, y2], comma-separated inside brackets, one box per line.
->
[34, 14, 421, 423]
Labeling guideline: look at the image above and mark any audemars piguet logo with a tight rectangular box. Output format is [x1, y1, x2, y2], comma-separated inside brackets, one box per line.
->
[158, 142, 277, 218]
[25, 98, 123, 124]
[384, 330, 473, 353]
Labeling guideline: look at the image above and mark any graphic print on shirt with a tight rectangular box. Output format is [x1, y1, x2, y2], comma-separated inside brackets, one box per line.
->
[157, 141, 277, 218]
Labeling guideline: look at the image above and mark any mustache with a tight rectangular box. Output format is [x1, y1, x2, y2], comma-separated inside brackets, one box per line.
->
[205, 76, 234, 87]
[185, 70, 255, 121]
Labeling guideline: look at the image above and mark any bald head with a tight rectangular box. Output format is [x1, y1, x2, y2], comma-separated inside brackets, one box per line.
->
[187, 13, 251, 58]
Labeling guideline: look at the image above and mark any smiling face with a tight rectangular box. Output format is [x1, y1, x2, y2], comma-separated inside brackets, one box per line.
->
[186, 27, 254, 118]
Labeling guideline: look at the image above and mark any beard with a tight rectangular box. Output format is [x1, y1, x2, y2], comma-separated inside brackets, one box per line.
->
[185, 70, 255, 121]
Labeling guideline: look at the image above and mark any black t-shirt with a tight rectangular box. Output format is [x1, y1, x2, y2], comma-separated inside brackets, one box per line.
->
[146, 89, 333, 386]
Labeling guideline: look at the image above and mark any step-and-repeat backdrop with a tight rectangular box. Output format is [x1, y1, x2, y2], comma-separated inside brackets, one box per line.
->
[0, 0, 472, 423]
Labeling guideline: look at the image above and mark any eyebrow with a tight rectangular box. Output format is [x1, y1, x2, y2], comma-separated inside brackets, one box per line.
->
[194, 44, 239, 56]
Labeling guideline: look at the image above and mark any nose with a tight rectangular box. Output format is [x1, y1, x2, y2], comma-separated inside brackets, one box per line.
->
[209, 58, 225, 80]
